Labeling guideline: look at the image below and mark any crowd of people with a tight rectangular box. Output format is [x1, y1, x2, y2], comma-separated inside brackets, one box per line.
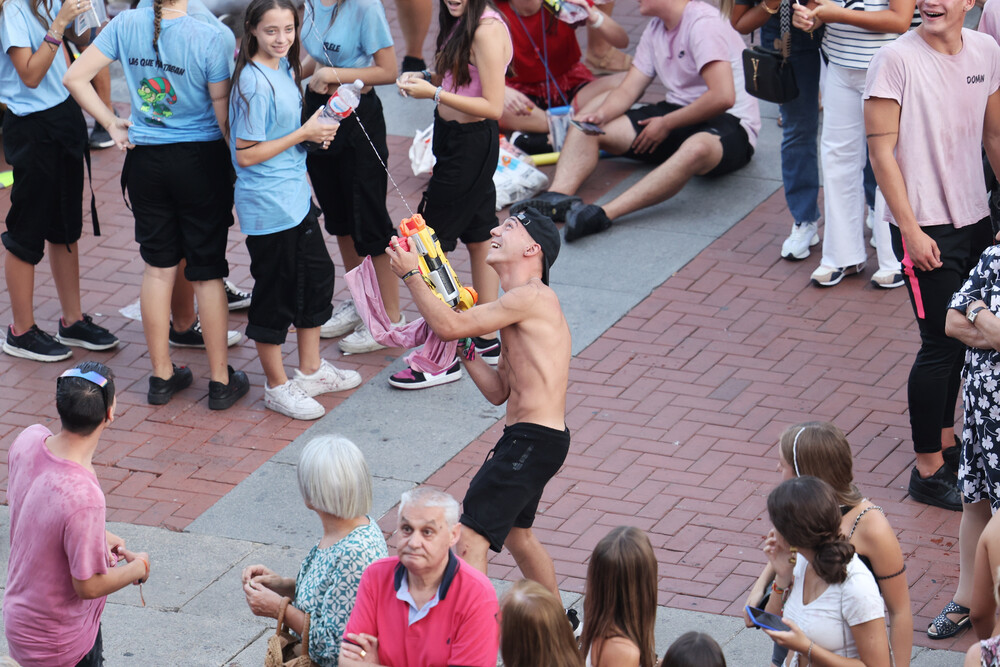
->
[7, 0, 1000, 661]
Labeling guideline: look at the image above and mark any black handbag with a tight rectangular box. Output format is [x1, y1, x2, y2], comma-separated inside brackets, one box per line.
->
[742, 0, 799, 104]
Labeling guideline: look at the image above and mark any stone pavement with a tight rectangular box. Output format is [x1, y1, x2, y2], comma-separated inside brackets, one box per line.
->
[0, 3, 973, 665]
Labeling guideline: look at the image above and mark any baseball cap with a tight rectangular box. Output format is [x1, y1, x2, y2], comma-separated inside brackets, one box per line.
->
[514, 207, 560, 285]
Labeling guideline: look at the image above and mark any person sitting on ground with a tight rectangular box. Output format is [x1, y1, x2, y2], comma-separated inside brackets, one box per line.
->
[660, 631, 726, 667]
[499, 579, 584, 667]
[3, 362, 151, 666]
[386, 209, 570, 598]
[242, 435, 388, 666]
[496, 0, 628, 152]
[339, 488, 500, 667]
[743, 422, 911, 665]
[760, 476, 890, 667]
[971, 512, 1000, 640]
[581, 526, 658, 667]
[511, 0, 760, 243]
[967, 558, 1000, 666]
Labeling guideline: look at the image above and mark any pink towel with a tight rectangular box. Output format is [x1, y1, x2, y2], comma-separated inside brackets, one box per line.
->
[345, 257, 458, 374]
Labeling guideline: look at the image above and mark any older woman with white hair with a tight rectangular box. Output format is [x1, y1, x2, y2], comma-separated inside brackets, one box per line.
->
[242, 435, 388, 666]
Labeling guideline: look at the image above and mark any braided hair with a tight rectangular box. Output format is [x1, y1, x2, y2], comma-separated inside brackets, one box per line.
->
[152, 0, 163, 54]
[767, 476, 856, 584]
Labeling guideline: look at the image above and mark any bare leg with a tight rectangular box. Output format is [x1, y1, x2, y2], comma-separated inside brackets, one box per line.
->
[256, 341, 288, 388]
[372, 254, 402, 323]
[337, 235, 363, 272]
[602, 133, 723, 221]
[549, 113, 634, 196]
[190, 278, 229, 383]
[466, 240, 499, 341]
[395, 0, 433, 61]
[952, 500, 991, 622]
[456, 527, 491, 575]
[916, 451, 946, 478]
[573, 74, 625, 111]
[6, 252, 36, 333]
[49, 242, 83, 325]
[500, 104, 550, 135]
[296, 326, 322, 376]
[171, 260, 197, 331]
[506, 527, 559, 597]
[141, 264, 178, 379]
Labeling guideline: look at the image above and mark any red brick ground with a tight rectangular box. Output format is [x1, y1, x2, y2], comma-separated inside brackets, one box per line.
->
[0, 2, 972, 657]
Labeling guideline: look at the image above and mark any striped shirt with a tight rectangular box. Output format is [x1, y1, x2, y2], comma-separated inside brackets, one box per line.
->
[822, 0, 920, 69]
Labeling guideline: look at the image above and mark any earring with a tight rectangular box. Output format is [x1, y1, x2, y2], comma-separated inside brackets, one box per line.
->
[788, 546, 798, 566]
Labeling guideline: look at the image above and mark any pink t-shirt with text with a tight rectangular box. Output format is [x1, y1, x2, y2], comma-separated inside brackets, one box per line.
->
[864, 29, 1000, 229]
[3, 424, 110, 666]
[631, 0, 761, 146]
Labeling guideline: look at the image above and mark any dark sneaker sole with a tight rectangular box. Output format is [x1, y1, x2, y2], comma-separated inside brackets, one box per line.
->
[208, 373, 250, 410]
[511, 196, 582, 222]
[3, 341, 72, 362]
[147, 370, 194, 405]
[388, 369, 462, 390]
[907, 485, 962, 511]
[55, 334, 120, 351]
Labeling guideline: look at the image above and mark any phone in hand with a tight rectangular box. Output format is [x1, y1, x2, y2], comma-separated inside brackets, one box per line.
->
[569, 119, 605, 135]
[745, 605, 791, 632]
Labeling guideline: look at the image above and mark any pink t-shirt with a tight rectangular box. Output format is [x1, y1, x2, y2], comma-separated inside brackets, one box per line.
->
[3, 424, 111, 666]
[981, 0, 1000, 45]
[631, 0, 761, 146]
[865, 29, 1000, 229]
[441, 9, 513, 99]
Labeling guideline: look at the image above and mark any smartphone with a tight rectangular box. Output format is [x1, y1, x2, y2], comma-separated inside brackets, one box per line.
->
[570, 119, 606, 135]
[745, 605, 791, 632]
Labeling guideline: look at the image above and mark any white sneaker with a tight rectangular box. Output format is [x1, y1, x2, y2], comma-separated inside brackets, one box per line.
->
[320, 300, 362, 339]
[810, 262, 865, 287]
[780, 221, 819, 261]
[871, 268, 904, 289]
[264, 380, 325, 420]
[339, 315, 406, 355]
[293, 359, 362, 396]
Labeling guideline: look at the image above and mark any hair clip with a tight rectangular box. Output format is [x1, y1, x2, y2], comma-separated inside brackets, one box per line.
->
[788, 546, 798, 566]
[792, 426, 805, 477]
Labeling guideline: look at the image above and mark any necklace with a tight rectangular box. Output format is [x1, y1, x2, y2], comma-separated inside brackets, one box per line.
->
[161, 7, 187, 15]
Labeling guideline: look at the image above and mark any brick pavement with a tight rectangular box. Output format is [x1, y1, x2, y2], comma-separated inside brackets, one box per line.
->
[0, 2, 975, 660]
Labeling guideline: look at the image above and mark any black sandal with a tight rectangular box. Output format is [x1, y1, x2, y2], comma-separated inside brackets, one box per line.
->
[927, 601, 970, 639]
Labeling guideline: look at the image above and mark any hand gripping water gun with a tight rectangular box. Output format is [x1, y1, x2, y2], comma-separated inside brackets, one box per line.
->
[397, 214, 478, 311]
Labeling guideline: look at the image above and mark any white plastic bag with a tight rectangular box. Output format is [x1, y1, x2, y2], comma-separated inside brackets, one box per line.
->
[409, 123, 435, 176]
[494, 145, 549, 210]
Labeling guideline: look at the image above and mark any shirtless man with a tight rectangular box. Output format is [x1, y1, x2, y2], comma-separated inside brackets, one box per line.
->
[386, 208, 570, 596]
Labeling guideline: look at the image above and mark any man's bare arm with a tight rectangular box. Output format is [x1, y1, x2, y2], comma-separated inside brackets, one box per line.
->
[984, 90, 1000, 182]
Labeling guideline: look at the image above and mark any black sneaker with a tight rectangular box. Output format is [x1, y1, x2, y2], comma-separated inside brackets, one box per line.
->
[57, 314, 119, 351]
[89, 124, 115, 149]
[225, 280, 252, 310]
[511, 131, 554, 155]
[169, 320, 243, 348]
[942, 436, 961, 477]
[564, 204, 612, 243]
[208, 365, 250, 410]
[566, 608, 582, 639]
[511, 191, 582, 223]
[401, 55, 427, 73]
[908, 465, 962, 511]
[3, 324, 72, 362]
[147, 365, 194, 405]
[472, 335, 500, 366]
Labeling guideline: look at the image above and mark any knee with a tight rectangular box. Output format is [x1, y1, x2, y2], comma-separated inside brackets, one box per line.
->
[681, 135, 722, 173]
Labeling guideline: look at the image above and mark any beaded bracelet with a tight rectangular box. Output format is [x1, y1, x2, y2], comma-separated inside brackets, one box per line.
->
[434, 86, 443, 104]
[44, 33, 61, 46]
[401, 268, 422, 282]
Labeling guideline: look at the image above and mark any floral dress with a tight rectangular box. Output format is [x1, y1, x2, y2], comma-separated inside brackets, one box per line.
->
[293, 518, 388, 666]
[949, 245, 1000, 511]
[981, 635, 1000, 666]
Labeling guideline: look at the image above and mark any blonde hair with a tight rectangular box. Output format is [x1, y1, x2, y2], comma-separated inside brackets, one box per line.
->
[500, 580, 584, 667]
[779, 422, 864, 508]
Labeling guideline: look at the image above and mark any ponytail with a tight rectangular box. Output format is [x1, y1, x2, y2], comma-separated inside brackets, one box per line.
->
[810, 533, 855, 584]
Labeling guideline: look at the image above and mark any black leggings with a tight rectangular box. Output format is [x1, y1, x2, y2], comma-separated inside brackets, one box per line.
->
[890, 219, 994, 454]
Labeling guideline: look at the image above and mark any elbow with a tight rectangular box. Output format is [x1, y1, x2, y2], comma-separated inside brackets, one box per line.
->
[236, 154, 254, 168]
[944, 310, 964, 339]
[72, 580, 102, 600]
[24, 76, 43, 89]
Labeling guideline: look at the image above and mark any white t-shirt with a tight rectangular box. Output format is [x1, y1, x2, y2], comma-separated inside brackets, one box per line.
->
[864, 29, 1000, 229]
[782, 555, 884, 660]
[982, 0, 1000, 45]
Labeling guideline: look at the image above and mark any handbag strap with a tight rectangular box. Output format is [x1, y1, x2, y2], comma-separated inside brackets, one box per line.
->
[779, 0, 791, 58]
[276, 597, 291, 636]
[275, 597, 313, 660]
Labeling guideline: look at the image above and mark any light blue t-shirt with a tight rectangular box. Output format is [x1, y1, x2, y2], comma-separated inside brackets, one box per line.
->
[135, 0, 236, 74]
[0, 0, 70, 115]
[230, 58, 311, 235]
[300, 0, 393, 69]
[94, 8, 229, 144]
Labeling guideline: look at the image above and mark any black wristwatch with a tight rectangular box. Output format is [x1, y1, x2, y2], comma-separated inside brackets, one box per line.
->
[968, 305, 988, 325]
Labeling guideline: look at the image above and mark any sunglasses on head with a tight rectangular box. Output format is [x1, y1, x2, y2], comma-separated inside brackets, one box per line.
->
[57, 368, 111, 412]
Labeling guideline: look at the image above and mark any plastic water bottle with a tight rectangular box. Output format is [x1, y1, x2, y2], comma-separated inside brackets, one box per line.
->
[542, 0, 589, 27]
[318, 79, 364, 126]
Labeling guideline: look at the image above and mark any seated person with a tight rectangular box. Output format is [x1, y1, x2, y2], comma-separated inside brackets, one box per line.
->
[339, 488, 500, 667]
[513, 0, 760, 242]
[972, 511, 1000, 640]
[497, 0, 628, 150]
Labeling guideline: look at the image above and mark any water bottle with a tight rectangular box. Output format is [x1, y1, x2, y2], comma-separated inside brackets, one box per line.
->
[542, 0, 590, 27]
[303, 79, 363, 151]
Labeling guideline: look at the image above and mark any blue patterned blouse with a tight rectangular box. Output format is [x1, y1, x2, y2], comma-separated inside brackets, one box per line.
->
[293, 518, 388, 666]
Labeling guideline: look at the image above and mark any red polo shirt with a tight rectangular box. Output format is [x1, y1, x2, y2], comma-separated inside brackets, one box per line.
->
[344, 553, 500, 667]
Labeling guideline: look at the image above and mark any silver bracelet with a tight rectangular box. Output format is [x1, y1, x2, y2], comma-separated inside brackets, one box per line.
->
[807, 641, 813, 666]
[434, 86, 443, 104]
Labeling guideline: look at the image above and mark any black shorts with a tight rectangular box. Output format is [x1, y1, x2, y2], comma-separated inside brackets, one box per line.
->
[1, 97, 86, 265]
[304, 89, 395, 256]
[244, 204, 334, 345]
[74, 625, 103, 667]
[124, 139, 233, 280]
[622, 101, 754, 177]
[461, 422, 570, 552]
[417, 110, 498, 253]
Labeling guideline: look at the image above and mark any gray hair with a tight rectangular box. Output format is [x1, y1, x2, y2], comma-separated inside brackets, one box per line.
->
[399, 487, 459, 527]
[297, 436, 373, 519]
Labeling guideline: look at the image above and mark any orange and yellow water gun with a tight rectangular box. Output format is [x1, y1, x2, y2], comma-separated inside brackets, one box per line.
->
[397, 214, 478, 311]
